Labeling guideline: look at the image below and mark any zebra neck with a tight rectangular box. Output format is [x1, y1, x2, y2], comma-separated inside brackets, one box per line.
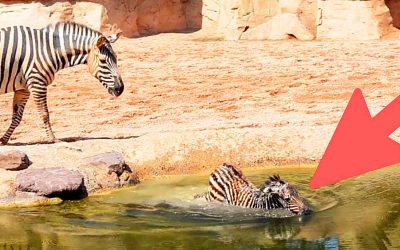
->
[55, 35, 92, 69]
[50, 23, 100, 70]
[252, 191, 268, 209]
[256, 192, 283, 210]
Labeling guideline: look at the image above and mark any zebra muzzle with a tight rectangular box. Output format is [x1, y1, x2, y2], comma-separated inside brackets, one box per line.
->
[115, 84, 124, 96]
[110, 76, 124, 97]
[289, 197, 312, 215]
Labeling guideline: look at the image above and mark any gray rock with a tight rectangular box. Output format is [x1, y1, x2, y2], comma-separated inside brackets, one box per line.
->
[16, 167, 86, 199]
[81, 151, 127, 173]
[79, 151, 139, 192]
[0, 150, 32, 171]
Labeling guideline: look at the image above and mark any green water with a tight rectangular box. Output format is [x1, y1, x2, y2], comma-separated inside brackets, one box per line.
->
[1, 166, 400, 249]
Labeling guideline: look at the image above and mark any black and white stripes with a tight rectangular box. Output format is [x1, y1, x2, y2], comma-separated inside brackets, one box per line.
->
[203, 163, 311, 215]
[0, 22, 124, 144]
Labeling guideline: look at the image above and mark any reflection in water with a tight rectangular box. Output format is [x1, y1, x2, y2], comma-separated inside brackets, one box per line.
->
[0, 166, 400, 249]
[354, 194, 400, 250]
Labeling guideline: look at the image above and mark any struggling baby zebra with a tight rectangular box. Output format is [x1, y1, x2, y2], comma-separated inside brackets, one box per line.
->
[197, 163, 312, 215]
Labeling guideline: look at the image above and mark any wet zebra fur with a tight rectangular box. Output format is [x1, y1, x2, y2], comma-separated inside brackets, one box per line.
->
[198, 163, 311, 215]
[0, 22, 124, 144]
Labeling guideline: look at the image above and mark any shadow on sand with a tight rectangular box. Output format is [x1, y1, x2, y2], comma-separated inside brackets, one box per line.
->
[4, 134, 140, 146]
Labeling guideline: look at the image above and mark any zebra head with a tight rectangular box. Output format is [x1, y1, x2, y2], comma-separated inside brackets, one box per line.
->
[88, 33, 124, 97]
[262, 175, 311, 215]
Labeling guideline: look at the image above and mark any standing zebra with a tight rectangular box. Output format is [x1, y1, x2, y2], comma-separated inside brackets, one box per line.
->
[0, 22, 124, 144]
[198, 163, 311, 215]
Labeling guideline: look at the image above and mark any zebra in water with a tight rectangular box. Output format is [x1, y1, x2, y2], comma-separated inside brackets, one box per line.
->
[0, 22, 124, 144]
[197, 163, 311, 215]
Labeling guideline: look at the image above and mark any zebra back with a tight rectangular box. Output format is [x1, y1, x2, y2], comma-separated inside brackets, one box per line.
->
[206, 163, 259, 206]
[0, 22, 102, 94]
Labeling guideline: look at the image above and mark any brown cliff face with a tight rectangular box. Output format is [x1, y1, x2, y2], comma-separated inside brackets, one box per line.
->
[0, 0, 318, 39]
[0, 1, 398, 40]
[0, 0, 195, 37]
[385, 0, 400, 29]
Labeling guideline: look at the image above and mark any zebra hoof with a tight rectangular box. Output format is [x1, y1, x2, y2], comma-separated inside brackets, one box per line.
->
[50, 138, 62, 144]
[0, 138, 8, 145]
[44, 138, 62, 144]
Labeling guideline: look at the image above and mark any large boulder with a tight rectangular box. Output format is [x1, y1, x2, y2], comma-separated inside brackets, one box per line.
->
[16, 168, 86, 199]
[79, 151, 139, 192]
[0, 151, 32, 171]
[241, 13, 314, 40]
[317, 0, 400, 40]
[215, 0, 316, 40]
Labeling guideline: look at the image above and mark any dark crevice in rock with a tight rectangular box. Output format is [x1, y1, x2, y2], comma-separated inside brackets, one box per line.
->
[45, 181, 88, 201]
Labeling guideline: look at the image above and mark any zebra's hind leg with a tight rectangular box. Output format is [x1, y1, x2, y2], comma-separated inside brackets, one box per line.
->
[1, 90, 30, 145]
[30, 86, 60, 143]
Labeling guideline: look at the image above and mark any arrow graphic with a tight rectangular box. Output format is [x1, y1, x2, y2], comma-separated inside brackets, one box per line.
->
[310, 88, 400, 189]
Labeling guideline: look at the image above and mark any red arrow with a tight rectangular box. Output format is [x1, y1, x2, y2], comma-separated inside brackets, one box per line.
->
[310, 88, 400, 189]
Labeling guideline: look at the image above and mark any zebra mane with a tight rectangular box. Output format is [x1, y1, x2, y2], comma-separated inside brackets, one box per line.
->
[262, 174, 287, 190]
[268, 174, 282, 183]
[222, 163, 243, 177]
[44, 22, 102, 37]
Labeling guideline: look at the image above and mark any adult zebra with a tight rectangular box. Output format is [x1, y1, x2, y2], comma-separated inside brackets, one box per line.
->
[0, 22, 124, 144]
[197, 163, 311, 215]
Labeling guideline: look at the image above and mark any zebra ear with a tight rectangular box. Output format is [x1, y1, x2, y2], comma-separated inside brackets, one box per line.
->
[107, 32, 122, 43]
[96, 36, 108, 48]
[269, 175, 281, 182]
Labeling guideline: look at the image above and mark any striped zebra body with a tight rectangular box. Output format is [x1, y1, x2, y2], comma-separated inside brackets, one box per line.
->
[0, 22, 124, 144]
[206, 164, 282, 210]
[203, 163, 311, 215]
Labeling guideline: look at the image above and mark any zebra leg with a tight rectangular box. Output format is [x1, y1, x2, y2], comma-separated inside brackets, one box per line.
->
[0, 90, 30, 145]
[194, 192, 208, 199]
[30, 86, 60, 143]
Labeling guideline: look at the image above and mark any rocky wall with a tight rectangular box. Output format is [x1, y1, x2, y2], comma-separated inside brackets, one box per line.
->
[385, 0, 400, 29]
[0, 1, 398, 41]
[317, 0, 400, 40]
[0, 0, 191, 37]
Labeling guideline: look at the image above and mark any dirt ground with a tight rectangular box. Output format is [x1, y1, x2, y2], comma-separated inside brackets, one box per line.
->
[1, 33, 400, 177]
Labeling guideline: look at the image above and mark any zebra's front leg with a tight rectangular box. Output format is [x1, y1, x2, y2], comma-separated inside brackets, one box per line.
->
[1, 90, 30, 145]
[30, 85, 60, 143]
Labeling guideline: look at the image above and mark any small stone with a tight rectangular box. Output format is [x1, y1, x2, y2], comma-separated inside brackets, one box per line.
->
[120, 171, 140, 186]
[0, 150, 32, 171]
[16, 167, 86, 199]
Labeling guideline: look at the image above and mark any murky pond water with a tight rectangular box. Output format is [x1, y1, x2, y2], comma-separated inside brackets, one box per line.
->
[1, 166, 400, 249]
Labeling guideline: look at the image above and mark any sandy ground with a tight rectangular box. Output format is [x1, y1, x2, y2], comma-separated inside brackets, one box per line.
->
[1, 33, 400, 177]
